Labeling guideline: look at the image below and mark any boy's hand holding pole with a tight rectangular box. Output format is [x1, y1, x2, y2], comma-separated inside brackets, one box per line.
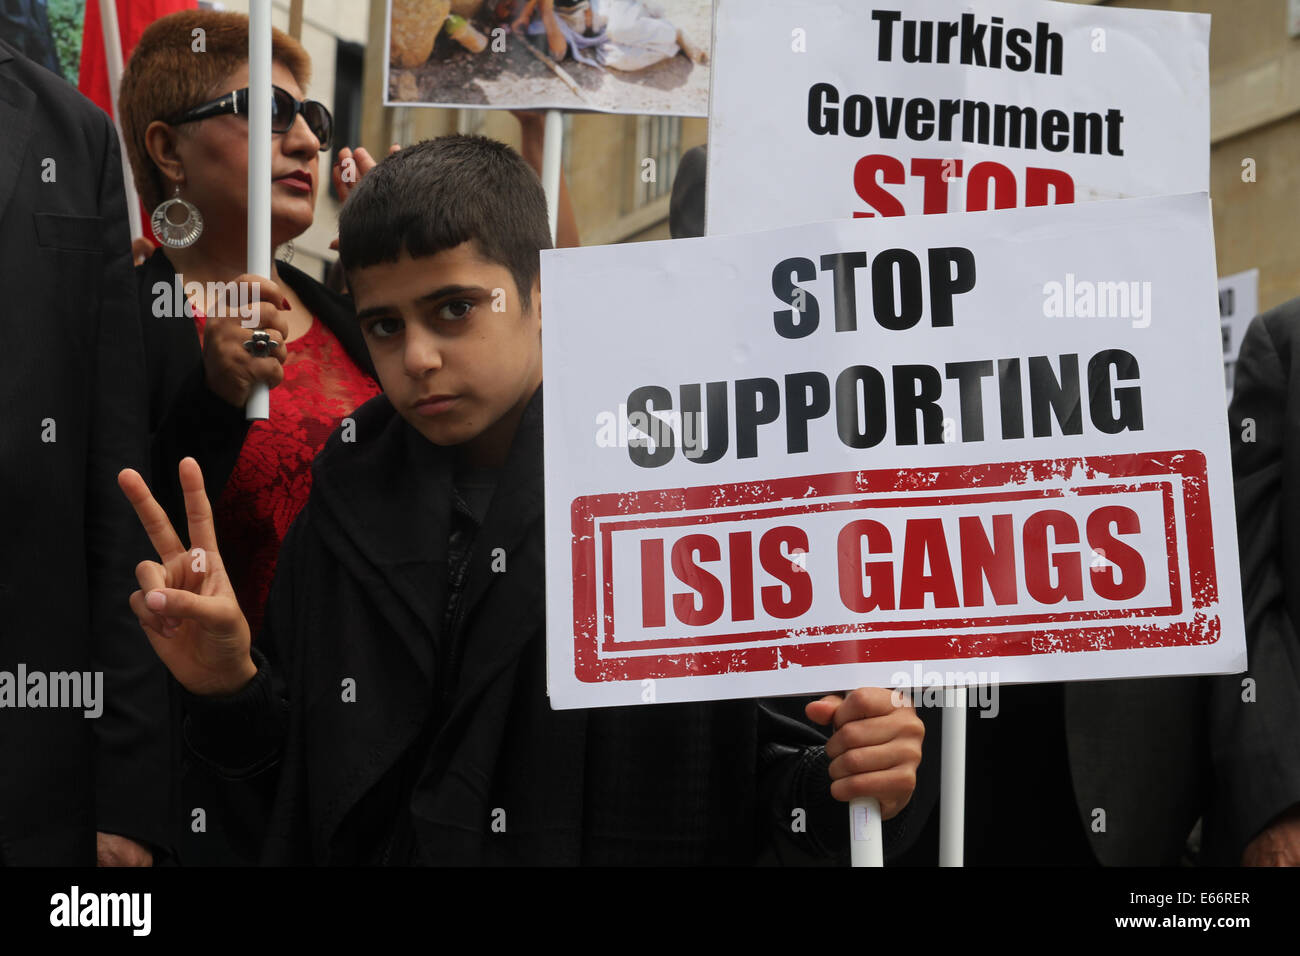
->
[807, 687, 925, 865]
[117, 458, 256, 699]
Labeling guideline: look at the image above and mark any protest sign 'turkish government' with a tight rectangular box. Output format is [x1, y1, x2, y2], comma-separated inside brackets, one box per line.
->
[706, 0, 1209, 235]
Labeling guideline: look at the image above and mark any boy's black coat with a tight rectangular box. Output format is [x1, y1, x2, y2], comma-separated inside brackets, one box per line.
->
[135, 249, 378, 863]
[187, 387, 913, 864]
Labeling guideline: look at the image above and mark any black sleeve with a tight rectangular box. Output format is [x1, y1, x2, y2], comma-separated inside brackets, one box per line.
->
[1208, 312, 1300, 860]
[149, 356, 251, 531]
[179, 509, 301, 778]
[181, 643, 288, 779]
[86, 110, 173, 856]
[753, 702, 918, 866]
[177, 515, 312, 863]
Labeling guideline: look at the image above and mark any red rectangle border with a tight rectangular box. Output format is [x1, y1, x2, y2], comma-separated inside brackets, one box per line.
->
[568, 451, 1220, 683]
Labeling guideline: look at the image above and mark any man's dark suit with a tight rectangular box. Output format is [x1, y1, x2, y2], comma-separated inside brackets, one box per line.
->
[1199, 302, 1300, 863]
[0, 38, 170, 864]
[0, 0, 61, 76]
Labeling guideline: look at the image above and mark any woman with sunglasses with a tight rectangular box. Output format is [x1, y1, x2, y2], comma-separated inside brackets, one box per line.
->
[118, 10, 382, 865]
[120, 10, 381, 654]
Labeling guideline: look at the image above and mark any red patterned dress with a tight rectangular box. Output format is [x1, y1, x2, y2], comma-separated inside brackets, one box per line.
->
[192, 309, 382, 637]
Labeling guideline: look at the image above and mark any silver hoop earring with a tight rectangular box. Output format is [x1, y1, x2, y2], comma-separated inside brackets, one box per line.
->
[151, 185, 203, 248]
[276, 240, 295, 266]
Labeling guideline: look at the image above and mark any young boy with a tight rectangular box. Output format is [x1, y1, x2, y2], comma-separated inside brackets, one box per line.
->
[118, 135, 925, 865]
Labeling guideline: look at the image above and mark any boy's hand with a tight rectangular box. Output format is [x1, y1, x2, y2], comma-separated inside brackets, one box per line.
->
[96, 832, 153, 867]
[331, 144, 401, 206]
[1242, 804, 1300, 866]
[200, 273, 289, 407]
[806, 688, 924, 820]
[330, 144, 402, 249]
[118, 458, 256, 698]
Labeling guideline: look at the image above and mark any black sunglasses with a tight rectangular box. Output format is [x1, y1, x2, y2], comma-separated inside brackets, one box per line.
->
[169, 85, 333, 151]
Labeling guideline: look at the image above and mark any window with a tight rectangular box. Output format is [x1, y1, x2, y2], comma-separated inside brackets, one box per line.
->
[562, 113, 574, 175]
[329, 39, 364, 202]
[457, 109, 487, 134]
[634, 115, 681, 207]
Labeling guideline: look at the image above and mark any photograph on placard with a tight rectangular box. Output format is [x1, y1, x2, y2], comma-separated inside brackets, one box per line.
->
[386, 0, 712, 116]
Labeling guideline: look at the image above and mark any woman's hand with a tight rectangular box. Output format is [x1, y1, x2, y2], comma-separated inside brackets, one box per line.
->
[199, 274, 290, 407]
[118, 458, 255, 698]
[131, 236, 156, 267]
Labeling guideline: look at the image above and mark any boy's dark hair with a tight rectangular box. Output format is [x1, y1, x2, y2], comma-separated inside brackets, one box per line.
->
[338, 134, 553, 309]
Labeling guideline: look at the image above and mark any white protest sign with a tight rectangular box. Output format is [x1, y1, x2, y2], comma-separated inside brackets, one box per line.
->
[542, 193, 1245, 709]
[1218, 269, 1258, 401]
[705, 0, 1209, 235]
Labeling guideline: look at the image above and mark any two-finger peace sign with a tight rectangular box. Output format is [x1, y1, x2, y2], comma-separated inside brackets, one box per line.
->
[117, 457, 256, 697]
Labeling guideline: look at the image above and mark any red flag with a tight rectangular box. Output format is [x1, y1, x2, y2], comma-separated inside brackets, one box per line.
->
[78, 0, 196, 118]
[78, 0, 196, 243]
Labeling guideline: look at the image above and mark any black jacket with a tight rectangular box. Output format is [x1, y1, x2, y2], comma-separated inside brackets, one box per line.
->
[0, 38, 169, 864]
[184, 388, 922, 864]
[135, 248, 375, 528]
[1201, 302, 1300, 862]
[135, 250, 375, 863]
[0, 0, 60, 75]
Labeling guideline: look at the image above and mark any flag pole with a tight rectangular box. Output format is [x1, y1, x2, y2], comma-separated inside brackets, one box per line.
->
[245, 0, 273, 420]
[939, 688, 967, 866]
[541, 110, 564, 244]
[97, 0, 141, 241]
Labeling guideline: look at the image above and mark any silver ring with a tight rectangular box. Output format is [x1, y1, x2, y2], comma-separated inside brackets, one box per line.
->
[243, 330, 274, 358]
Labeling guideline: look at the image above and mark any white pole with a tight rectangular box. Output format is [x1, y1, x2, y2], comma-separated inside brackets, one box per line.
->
[939, 687, 967, 866]
[245, 0, 273, 421]
[849, 796, 884, 867]
[541, 110, 564, 243]
[97, 0, 141, 241]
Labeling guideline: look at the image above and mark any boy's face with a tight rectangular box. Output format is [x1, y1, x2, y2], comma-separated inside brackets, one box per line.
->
[349, 242, 543, 465]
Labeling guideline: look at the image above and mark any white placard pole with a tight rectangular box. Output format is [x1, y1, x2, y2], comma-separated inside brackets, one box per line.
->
[97, 0, 141, 241]
[541, 110, 563, 244]
[245, 0, 273, 421]
[849, 795, 884, 867]
[939, 688, 967, 866]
